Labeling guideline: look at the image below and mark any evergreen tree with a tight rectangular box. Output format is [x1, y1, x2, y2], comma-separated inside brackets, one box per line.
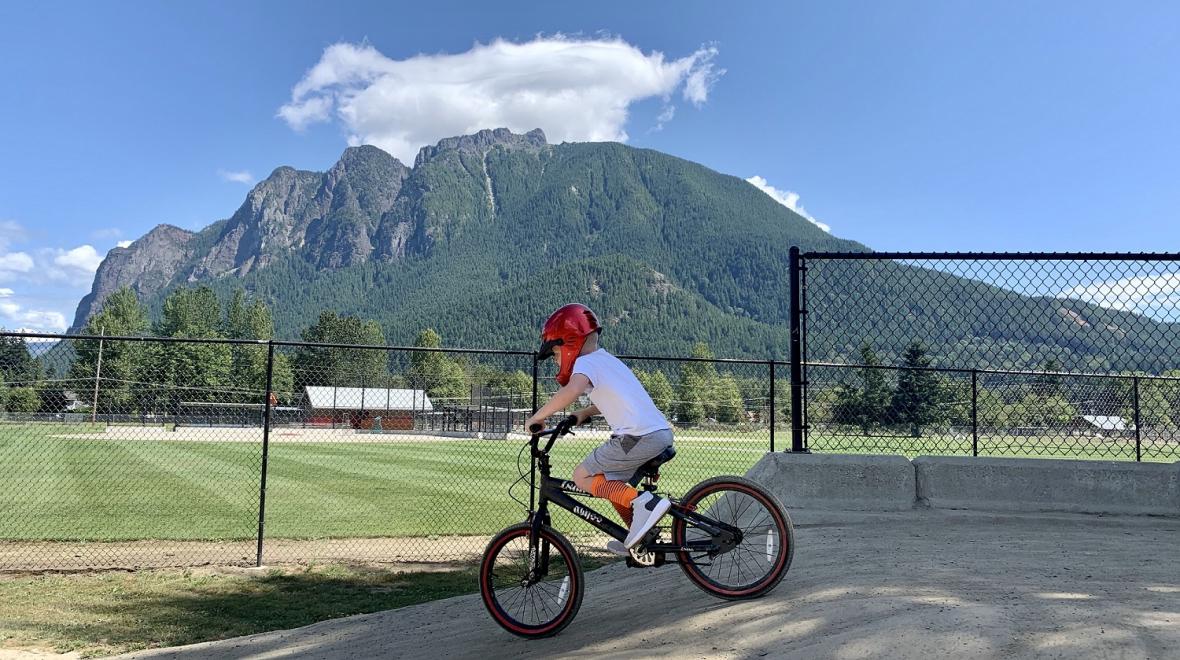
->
[677, 342, 718, 424]
[1135, 379, 1177, 431]
[408, 328, 468, 403]
[1032, 358, 1064, 397]
[485, 369, 533, 409]
[5, 386, 38, 413]
[293, 311, 388, 390]
[832, 343, 891, 433]
[713, 374, 745, 424]
[975, 387, 1010, 430]
[223, 290, 295, 402]
[68, 288, 150, 413]
[889, 342, 948, 437]
[154, 286, 233, 407]
[0, 333, 39, 385]
[1014, 392, 1076, 429]
[676, 370, 707, 425]
[635, 369, 675, 418]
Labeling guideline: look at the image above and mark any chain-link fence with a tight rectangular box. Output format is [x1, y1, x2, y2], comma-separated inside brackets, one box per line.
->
[6, 249, 1179, 574]
[792, 250, 1180, 461]
[0, 332, 778, 571]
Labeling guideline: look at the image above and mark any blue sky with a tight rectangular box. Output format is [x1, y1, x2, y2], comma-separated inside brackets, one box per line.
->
[1, 1, 1178, 333]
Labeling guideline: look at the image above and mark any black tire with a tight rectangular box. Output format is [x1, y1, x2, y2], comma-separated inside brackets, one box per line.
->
[672, 475, 794, 600]
[479, 523, 584, 638]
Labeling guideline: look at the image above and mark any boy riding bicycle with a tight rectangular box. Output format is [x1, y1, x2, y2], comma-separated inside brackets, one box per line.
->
[525, 303, 673, 552]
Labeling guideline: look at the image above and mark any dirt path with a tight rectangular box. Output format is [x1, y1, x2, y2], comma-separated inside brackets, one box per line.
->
[116, 509, 1179, 659]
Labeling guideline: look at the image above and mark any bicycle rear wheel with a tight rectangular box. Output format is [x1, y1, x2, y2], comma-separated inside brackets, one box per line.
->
[479, 523, 584, 638]
[672, 476, 794, 600]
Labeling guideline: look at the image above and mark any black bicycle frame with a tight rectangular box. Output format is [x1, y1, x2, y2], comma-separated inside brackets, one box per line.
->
[524, 429, 740, 567]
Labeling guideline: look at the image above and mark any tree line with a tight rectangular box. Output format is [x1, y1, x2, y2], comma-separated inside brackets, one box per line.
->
[815, 343, 1180, 436]
[6, 292, 1180, 433]
[57, 286, 535, 414]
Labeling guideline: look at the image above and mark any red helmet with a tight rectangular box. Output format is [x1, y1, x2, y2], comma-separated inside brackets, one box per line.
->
[539, 303, 602, 386]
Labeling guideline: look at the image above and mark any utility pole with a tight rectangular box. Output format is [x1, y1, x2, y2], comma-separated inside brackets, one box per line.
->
[91, 326, 105, 425]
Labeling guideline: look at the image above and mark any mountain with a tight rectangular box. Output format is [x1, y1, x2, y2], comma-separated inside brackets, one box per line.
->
[71, 128, 1179, 372]
[73, 128, 853, 355]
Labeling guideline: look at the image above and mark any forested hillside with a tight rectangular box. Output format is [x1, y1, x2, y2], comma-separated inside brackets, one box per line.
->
[68, 128, 1179, 372]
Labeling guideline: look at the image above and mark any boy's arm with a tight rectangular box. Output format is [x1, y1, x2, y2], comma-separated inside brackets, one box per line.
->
[525, 374, 591, 429]
[572, 404, 600, 425]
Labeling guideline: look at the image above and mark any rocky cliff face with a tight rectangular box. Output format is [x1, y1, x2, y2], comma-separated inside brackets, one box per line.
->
[413, 127, 547, 166]
[71, 224, 197, 329]
[70, 130, 540, 331]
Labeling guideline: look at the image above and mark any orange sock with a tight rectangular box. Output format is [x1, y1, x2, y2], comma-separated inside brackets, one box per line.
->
[589, 474, 639, 511]
[610, 501, 634, 526]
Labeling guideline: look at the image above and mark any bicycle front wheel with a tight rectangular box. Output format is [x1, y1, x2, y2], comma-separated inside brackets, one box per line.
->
[479, 523, 584, 638]
[672, 476, 794, 600]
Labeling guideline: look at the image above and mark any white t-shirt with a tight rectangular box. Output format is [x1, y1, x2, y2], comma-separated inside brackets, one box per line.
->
[571, 349, 670, 437]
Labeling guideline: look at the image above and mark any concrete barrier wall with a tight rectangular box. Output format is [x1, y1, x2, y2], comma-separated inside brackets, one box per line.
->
[745, 452, 915, 511]
[745, 453, 1180, 516]
[913, 456, 1180, 516]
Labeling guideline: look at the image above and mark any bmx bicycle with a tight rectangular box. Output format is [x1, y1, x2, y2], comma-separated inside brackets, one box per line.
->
[479, 419, 795, 638]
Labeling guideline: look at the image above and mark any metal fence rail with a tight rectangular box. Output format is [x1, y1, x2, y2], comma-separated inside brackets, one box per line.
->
[5, 246, 1180, 575]
[0, 332, 778, 571]
[789, 249, 1180, 458]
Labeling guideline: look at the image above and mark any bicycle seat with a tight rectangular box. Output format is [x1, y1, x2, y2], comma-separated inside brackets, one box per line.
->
[627, 446, 676, 486]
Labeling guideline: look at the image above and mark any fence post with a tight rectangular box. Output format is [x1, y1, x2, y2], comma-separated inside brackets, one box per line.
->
[788, 246, 807, 452]
[971, 369, 979, 457]
[1132, 375, 1142, 462]
[256, 341, 275, 567]
[531, 354, 539, 413]
[769, 361, 776, 452]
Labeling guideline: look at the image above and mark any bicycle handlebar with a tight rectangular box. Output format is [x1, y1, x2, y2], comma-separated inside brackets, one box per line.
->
[529, 415, 578, 455]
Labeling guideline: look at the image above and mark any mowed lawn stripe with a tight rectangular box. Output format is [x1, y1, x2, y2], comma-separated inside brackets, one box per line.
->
[264, 442, 527, 537]
[129, 441, 262, 510]
[90, 441, 257, 540]
[265, 452, 418, 538]
[1, 433, 88, 540]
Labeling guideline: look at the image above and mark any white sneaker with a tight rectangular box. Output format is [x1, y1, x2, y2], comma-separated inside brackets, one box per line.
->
[625, 492, 671, 548]
[605, 540, 628, 556]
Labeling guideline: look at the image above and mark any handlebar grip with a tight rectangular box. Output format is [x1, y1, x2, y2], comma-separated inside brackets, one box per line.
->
[528, 422, 544, 433]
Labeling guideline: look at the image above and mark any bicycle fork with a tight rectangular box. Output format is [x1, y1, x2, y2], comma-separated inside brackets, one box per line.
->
[526, 511, 552, 584]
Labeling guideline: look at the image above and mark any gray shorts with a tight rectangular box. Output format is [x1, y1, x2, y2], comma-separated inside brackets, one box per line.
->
[578, 428, 674, 482]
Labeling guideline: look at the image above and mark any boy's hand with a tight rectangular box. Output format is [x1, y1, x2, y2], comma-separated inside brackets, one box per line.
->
[525, 414, 544, 431]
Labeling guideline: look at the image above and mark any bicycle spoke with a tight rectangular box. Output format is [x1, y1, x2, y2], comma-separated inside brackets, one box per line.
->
[676, 482, 790, 597]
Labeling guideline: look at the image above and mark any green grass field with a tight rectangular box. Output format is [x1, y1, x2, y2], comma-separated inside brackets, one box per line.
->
[0, 426, 766, 542]
[0, 423, 1174, 543]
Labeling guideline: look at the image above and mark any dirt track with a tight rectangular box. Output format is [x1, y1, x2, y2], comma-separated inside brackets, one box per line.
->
[117, 509, 1179, 660]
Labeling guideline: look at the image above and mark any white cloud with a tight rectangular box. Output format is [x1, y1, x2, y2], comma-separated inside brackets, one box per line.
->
[1059, 274, 1180, 318]
[218, 169, 255, 184]
[746, 175, 831, 233]
[652, 105, 676, 132]
[25, 244, 105, 285]
[54, 245, 103, 274]
[0, 251, 35, 274]
[0, 220, 25, 251]
[0, 221, 34, 275]
[0, 226, 95, 333]
[0, 298, 67, 332]
[279, 37, 723, 162]
[91, 227, 123, 240]
[116, 240, 134, 248]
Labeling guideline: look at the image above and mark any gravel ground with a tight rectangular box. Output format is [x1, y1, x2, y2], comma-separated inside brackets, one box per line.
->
[116, 508, 1179, 660]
